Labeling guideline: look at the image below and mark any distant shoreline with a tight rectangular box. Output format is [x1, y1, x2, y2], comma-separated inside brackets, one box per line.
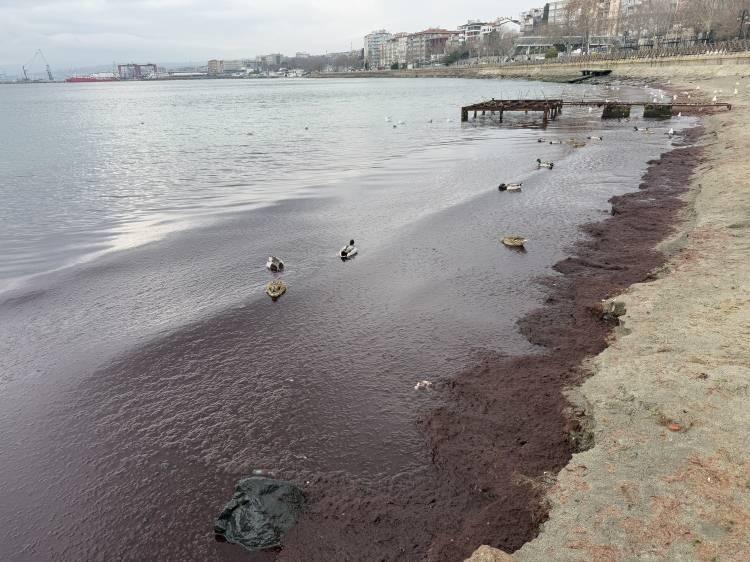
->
[312, 52, 750, 83]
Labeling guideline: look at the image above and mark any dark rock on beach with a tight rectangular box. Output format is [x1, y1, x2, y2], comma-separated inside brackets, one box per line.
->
[214, 477, 305, 551]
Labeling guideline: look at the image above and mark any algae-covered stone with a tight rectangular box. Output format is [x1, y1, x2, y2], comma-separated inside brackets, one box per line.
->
[214, 476, 305, 551]
[602, 104, 631, 119]
[643, 104, 673, 119]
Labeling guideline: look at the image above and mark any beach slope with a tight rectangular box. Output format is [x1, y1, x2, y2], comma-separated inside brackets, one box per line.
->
[468, 65, 750, 561]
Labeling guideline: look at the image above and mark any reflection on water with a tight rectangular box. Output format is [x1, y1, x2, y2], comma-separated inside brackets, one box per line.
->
[0, 78, 689, 560]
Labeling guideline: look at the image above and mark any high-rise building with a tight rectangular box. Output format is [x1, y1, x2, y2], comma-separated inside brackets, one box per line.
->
[364, 30, 392, 68]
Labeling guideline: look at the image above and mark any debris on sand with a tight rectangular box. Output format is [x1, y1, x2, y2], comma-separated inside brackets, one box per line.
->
[214, 476, 305, 551]
[602, 299, 627, 321]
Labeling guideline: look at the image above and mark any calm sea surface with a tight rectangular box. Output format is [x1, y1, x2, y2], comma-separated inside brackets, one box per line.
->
[0, 78, 687, 560]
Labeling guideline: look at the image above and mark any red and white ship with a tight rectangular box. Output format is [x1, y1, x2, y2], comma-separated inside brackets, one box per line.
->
[65, 73, 118, 83]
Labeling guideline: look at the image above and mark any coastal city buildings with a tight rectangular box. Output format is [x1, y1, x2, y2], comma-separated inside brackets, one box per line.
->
[187, 0, 729, 80]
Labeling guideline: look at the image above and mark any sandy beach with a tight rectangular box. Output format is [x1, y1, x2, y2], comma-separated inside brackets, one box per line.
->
[466, 62, 750, 561]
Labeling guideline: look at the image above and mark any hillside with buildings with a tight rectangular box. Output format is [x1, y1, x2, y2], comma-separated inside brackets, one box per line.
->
[20, 0, 745, 82]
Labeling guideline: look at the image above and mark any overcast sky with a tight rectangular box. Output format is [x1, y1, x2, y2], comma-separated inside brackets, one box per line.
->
[0, 0, 531, 69]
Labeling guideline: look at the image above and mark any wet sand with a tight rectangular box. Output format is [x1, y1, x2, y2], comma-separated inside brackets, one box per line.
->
[469, 67, 750, 562]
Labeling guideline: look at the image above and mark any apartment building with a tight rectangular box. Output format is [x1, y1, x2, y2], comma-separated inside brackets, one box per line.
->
[207, 59, 224, 75]
[381, 33, 409, 67]
[457, 20, 486, 43]
[407, 29, 455, 64]
[364, 29, 392, 68]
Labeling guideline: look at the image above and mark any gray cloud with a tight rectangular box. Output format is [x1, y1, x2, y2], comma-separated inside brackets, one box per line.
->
[0, 0, 530, 70]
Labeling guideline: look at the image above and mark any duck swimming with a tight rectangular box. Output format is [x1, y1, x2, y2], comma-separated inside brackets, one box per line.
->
[587, 135, 603, 141]
[340, 239, 358, 260]
[265, 280, 287, 300]
[498, 182, 522, 192]
[536, 158, 554, 169]
[266, 256, 285, 272]
[502, 235, 527, 247]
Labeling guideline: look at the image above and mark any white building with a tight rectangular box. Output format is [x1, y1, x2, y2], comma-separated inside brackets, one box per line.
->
[223, 60, 244, 72]
[381, 32, 409, 67]
[364, 29, 392, 68]
[458, 20, 486, 43]
[207, 59, 224, 75]
[482, 17, 522, 38]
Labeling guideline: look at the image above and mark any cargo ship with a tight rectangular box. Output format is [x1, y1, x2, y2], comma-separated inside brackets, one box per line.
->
[65, 74, 118, 83]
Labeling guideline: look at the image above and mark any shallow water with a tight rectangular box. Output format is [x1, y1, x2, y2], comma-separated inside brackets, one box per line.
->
[0, 78, 690, 560]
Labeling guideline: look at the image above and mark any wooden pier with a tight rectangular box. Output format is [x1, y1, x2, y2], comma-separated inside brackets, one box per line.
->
[460, 98, 732, 122]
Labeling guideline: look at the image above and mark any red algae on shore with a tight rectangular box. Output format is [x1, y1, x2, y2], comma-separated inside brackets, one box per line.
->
[275, 129, 705, 561]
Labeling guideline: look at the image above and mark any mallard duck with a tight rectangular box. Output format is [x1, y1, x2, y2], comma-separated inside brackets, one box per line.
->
[340, 240, 358, 260]
[502, 235, 527, 247]
[537, 137, 546, 143]
[266, 280, 287, 300]
[266, 256, 285, 272]
[498, 182, 522, 192]
[536, 158, 554, 169]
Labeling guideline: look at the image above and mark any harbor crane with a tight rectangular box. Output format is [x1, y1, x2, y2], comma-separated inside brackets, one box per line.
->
[22, 49, 54, 81]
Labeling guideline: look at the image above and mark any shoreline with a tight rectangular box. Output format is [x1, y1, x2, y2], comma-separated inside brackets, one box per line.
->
[272, 111, 703, 560]
[468, 63, 750, 560]
[312, 53, 750, 83]
[417, 125, 703, 559]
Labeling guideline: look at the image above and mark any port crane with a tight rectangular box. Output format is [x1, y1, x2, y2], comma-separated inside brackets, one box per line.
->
[22, 49, 54, 81]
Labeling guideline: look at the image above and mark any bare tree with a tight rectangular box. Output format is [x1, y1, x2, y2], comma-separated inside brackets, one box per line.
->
[678, 0, 750, 41]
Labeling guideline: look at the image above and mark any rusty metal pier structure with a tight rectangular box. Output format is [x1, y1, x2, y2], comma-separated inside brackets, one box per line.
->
[461, 99, 564, 123]
[460, 98, 732, 123]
